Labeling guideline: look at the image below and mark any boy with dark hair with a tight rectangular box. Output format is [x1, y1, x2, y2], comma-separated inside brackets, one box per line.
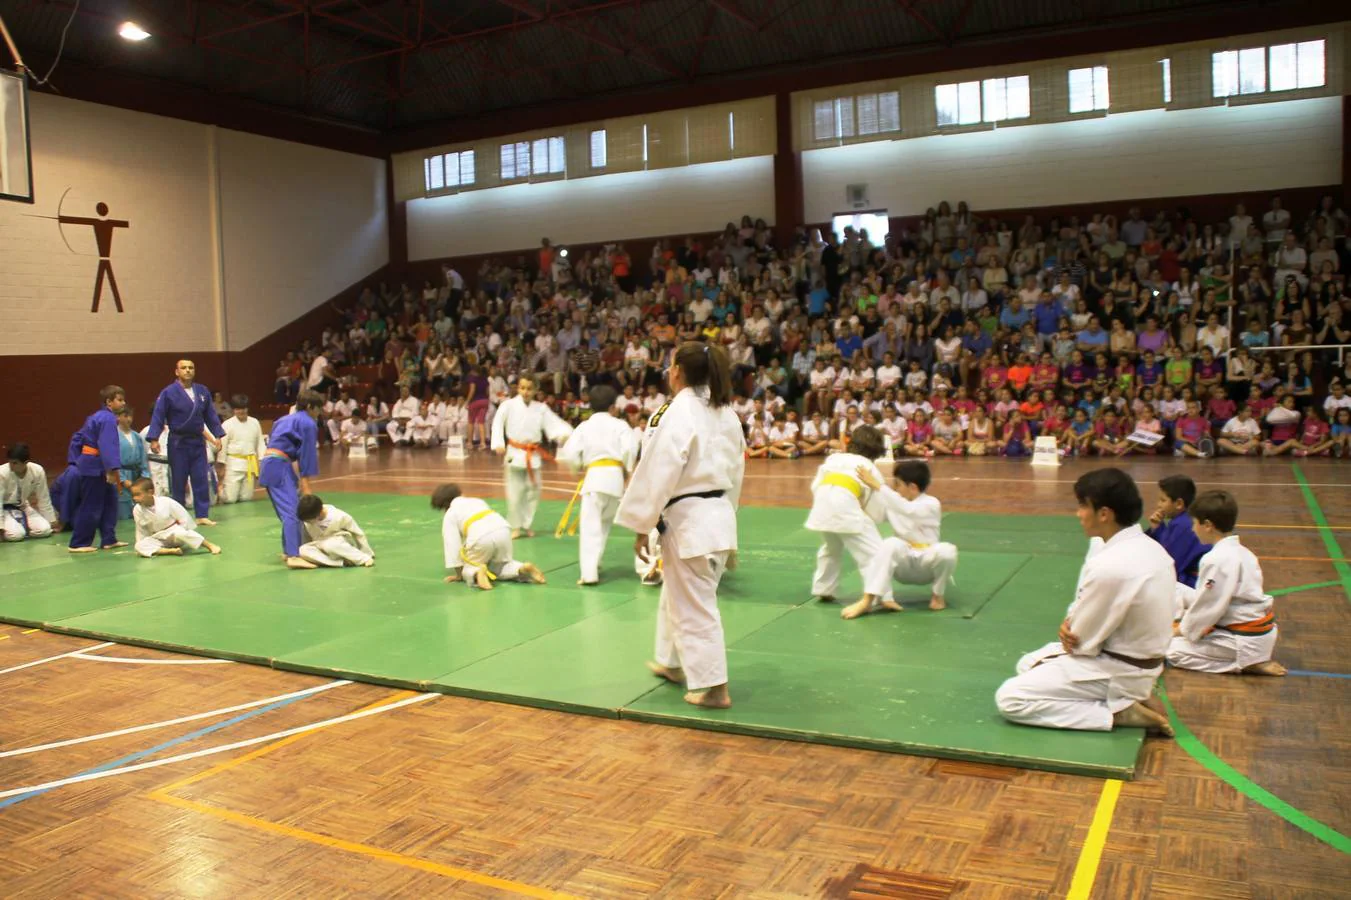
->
[297, 493, 374, 568]
[557, 385, 637, 585]
[804, 425, 893, 606]
[432, 484, 546, 591]
[1146, 475, 1208, 588]
[1168, 490, 1286, 676]
[1, 443, 57, 541]
[845, 460, 959, 619]
[996, 468, 1175, 735]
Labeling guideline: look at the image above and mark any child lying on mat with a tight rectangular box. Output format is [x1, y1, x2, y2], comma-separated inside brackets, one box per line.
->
[432, 483, 546, 591]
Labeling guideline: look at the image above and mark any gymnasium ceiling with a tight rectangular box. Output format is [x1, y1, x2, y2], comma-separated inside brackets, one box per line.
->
[4, 0, 1344, 136]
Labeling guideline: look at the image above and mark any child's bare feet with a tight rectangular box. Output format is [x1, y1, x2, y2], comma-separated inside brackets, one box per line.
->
[196, 518, 217, 527]
[646, 661, 685, 684]
[68, 546, 97, 553]
[684, 685, 731, 708]
[1113, 701, 1174, 736]
[474, 569, 495, 590]
[204, 542, 222, 555]
[103, 542, 128, 550]
[511, 529, 523, 540]
[443, 573, 462, 583]
[929, 594, 947, 611]
[841, 597, 874, 620]
[286, 556, 318, 569]
[156, 548, 184, 556]
[1242, 660, 1287, 676]
[524, 529, 536, 539]
[359, 558, 374, 567]
[879, 598, 903, 612]
[519, 563, 547, 584]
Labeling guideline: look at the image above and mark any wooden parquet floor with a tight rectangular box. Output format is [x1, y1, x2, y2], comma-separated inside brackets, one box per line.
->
[0, 452, 1348, 898]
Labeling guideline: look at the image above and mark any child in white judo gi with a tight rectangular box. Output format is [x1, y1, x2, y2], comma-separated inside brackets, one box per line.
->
[218, 395, 266, 504]
[557, 385, 638, 585]
[1168, 490, 1286, 676]
[804, 424, 892, 606]
[845, 460, 958, 619]
[1, 443, 57, 541]
[339, 409, 370, 450]
[130, 478, 221, 558]
[995, 468, 1174, 735]
[437, 395, 470, 444]
[296, 494, 374, 568]
[432, 483, 546, 591]
[490, 375, 574, 538]
[410, 402, 440, 448]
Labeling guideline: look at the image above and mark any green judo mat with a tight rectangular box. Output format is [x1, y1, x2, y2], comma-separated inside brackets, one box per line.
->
[0, 494, 1146, 778]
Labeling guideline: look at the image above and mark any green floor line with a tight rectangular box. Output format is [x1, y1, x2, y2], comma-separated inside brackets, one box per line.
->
[1158, 684, 1351, 854]
[1270, 580, 1342, 597]
[1291, 463, 1351, 602]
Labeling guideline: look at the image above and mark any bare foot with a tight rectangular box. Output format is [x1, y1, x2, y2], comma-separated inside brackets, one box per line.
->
[646, 661, 685, 684]
[68, 547, 97, 554]
[878, 598, 904, 612]
[1140, 695, 1168, 719]
[929, 595, 947, 611]
[155, 548, 184, 556]
[684, 685, 731, 709]
[285, 556, 318, 569]
[524, 529, 536, 539]
[196, 518, 217, 527]
[443, 573, 462, 583]
[1113, 701, 1174, 737]
[841, 597, 874, 620]
[474, 569, 495, 591]
[204, 542, 222, 555]
[359, 558, 374, 567]
[519, 563, 547, 584]
[1242, 660, 1287, 676]
[511, 529, 523, 540]
[102, 542, 129, 550]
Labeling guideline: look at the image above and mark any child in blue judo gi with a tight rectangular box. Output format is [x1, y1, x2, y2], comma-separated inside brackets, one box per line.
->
[1145, 474, 1209, 588]
[69, 385, 127, 553]
[260, 391, 323, 569]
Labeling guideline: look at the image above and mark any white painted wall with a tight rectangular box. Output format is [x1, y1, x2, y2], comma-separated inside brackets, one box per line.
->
[0, 93, 388, 356]
[801, 97, 1343, 221]
[218, 130, 387, 348]
[0, 93, 216, 355]
[407, 156, 776, 260]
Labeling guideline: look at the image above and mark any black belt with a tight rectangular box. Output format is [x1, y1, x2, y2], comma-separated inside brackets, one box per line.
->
[656, 490, 725, 533]
[1102, 649, 1165, 670]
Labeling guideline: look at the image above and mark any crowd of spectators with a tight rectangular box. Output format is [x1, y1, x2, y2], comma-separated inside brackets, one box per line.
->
[276, 198, 1351, 460]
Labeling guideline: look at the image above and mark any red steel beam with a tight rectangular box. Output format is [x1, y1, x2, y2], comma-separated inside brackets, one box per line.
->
[197, 10, 303, 43]
[687, 2, 720, 78]
[894, 0, 943, 41]
[707, 0, 757, 30]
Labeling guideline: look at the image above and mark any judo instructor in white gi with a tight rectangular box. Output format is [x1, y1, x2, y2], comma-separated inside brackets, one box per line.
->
[616, 341, 746, 710]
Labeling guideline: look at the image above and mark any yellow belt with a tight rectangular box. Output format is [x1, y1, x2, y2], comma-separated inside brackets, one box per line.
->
[229, 453, 259, 479]
[460, 509, 498, 580]
[909, 542, 931, 550]
[822, 472, 863, 498]
[588, 459, 624, 470]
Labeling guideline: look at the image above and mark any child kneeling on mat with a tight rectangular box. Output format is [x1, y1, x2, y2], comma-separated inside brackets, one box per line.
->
[131, 478, 221, 558]
[297, 494, 375, 568]
[432, 484, 546, 591]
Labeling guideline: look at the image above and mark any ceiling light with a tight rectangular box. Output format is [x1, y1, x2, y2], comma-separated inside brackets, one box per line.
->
[118, 22, 150, 41]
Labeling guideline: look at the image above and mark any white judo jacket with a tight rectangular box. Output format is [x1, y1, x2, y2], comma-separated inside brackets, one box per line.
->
[804, 453, 886, 535]
[557, 412, 637, 498]
[490, 395, 574, 470]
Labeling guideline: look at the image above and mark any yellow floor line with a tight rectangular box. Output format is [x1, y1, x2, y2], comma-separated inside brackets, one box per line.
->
[1067, 779, 1122, 900]
[21, 629, 38, 634]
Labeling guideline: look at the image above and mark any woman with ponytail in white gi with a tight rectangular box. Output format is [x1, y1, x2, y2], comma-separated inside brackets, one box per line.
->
[617, 341, 746, 709]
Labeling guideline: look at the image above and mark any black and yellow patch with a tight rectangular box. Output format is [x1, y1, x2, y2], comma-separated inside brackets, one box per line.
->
[647, 401, 671, 429]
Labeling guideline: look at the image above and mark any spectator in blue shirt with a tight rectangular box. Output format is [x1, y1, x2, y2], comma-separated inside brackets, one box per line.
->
[961, 319, 992, 358]
[1076, 316, 1110, 353]
[808, 279, 830, 317]
[1000, 297, 1031, 331]
[1033, 290, 1066, 344]
[836, 324, 863, 361]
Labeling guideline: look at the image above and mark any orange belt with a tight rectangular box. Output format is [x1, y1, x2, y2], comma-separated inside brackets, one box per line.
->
[1216, 611, 1276, 636]
[508, 439, 554, 484]
[81, 446, 100, 456]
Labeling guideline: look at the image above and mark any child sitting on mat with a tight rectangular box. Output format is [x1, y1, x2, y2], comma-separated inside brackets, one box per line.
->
[1146, 475, 1208, 588]
[1168, 490, 1286, 676]
[130, 477, 221, 558]
[432, 484, 546, 591]
[297, 494, 375, 568]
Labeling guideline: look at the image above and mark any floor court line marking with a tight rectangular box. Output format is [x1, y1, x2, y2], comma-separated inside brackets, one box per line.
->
[0, 689, 328, 808]
[1270, 581, 1342, 596]
[0, 693, 436, 800]
[0, 681, 351, 759]
[68, 652, 236, 665]
[1286, 669, 1351, 679]
[1066, 778, 1122, 900]
[0, 641, 115, 676]
[21, 628, 38, 634]
[1157, 685, 1351, 853]
[1292, 463, 1351, 602]
[148, 691, 581, 899]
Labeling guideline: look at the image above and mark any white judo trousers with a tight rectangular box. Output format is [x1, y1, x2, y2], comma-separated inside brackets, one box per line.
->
[812, 529, 883, 598]
[135, 525, 204, 558]
[505, 467, 540, 530]
[461, 525, 523, 586]
[3, 506, 53, 541]
[219, 469, 255, 503]
[1168, 583, 1278, 673]
[299, 536, 374, 568]
[994, 643, 1160, 732]
[862, 538, 958, 598]
[654, 514, 730, 692]
[578, 493, 620, 583]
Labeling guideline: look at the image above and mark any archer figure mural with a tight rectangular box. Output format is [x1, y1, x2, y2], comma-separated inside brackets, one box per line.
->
[58, 200, 130, 313]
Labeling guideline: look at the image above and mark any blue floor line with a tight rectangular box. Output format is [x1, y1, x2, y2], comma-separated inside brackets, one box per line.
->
[0, 690, 320, 810]
[1286, 669, 1351, 680]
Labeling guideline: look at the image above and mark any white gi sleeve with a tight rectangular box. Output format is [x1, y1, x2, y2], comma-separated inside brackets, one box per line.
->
[1178, 554, 1237, 643]
[441, 510, 463, 571]
[557, 427, 585, 473]
[342, 512, 374, 557]
[1067, 567, 1137, 657]
[29, 467, 57, 522]
[489, 398, 510, 452]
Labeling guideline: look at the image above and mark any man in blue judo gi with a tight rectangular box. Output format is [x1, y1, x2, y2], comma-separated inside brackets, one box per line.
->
[260, 391, 324, 569]
[147, 359, 225, 525]
[69, 385, 127, 552]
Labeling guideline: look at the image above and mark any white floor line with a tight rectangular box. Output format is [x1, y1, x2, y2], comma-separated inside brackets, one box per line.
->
[0, 681, 352, 758]
[0, 692, 437, 800]
[0, 642, 116, 676]
[69, 652, 236, 665]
